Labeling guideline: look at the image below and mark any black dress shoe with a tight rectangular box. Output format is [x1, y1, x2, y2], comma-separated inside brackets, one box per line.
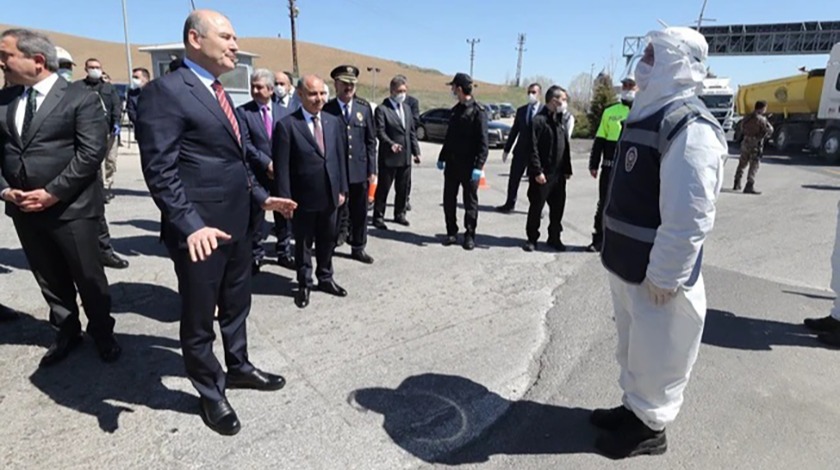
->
[199, 397, 241, 436]
[40, 332, 83, 367]
[595, 413, 667, 459]
[102, 252, 129, 269]
[522, 241, 536, 252]
[0, 303, 20, 322]
[227, 368, 286, 391]
[372, 219, 388, 230]
[277, 255, 296, 270]
[351, 250, 375, 264]
[590, 405, 635, 431]
[319, 280, 348, 297]
[295, 286, 310, 309]
[393, 216, 410, 226]
[495, 204, 514, 213]
[804, 315, 840, 333]
[95, 334, 122, 363]
[442, 235, 458, 246]
[463, 237, 476, 251]
[547, 239, 567, 252]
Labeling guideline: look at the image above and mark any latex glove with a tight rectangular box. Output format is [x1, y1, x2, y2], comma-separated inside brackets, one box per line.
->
[471, 169, 482, 183]
[436, 161, 445, 171]
[113, 124, 121, 136]
[643, 278, 678, 307]
[502, 152, 509, 163]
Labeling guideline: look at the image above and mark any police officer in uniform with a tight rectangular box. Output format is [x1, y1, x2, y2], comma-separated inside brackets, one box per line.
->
[324, 65, 376, 264]
[437, 73, 488, 250]
[586, 77, 636, 252]
[595, 27, 727, 459]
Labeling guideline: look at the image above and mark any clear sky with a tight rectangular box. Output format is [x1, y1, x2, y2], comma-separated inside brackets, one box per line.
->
[2, 0, 836, 89]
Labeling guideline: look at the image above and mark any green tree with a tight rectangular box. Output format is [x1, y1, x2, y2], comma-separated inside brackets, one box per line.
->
[586, 73, 616, 138]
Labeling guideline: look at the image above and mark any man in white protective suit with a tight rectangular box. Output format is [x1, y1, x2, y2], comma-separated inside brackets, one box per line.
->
[593, 26, 728, 459]
[803, 200, 840, 347]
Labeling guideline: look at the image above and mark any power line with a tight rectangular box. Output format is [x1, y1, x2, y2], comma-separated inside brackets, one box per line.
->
[466, 38, 480, 77]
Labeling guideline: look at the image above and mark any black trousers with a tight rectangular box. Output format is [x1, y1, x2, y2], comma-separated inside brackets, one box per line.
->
[293, 208, 337, 286]
[443, 171, 479, 237]
[166, 236, 253, 402]
[592, 166, 612, 244]
[374, 165, 411, 221]
[13, 216, 114, 339]
[337, 181, 369, 250]
[405, 164, 413, 206]
[97, 213, 115, 257]
[503, 153, 529, 207]
[526, 175, 567, 243]
[249, 202, 268, 263]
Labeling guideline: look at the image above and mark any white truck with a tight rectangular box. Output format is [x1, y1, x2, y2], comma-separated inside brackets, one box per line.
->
[698, 77, 736, 132]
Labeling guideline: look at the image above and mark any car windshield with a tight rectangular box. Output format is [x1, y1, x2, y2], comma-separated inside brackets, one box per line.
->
[699, 94, 733, 109]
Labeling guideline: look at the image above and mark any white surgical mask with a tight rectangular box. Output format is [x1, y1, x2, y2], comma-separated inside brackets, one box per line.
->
[274, 85, 287, 98]
[620, 90, 636, 103]
[634, 62, 653, 91]
[527, 93, 538, 104]
[130, 77, 142, 88]
[558, 102, 568, 114]
[393, 92, 406, 104]
[87, 68, 102, 80]
[58, 68, 73, 81]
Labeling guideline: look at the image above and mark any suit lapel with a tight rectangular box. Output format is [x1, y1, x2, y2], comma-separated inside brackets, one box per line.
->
[295, 111, 324, 158]
[5, 87, 23, 148]
[22, 80, 66, 149]
[181, 69, 239, 147]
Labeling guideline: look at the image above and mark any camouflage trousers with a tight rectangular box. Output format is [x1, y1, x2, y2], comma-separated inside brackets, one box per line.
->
[735, 141, 762, 186]
[102, 134, 119, 190]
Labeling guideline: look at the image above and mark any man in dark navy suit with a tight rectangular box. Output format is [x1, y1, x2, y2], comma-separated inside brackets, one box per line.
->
[237, 68, 294, 272]
[324, 64, 376, 264]
[274, 74, 349, 309]
[136, 9, 296, 436]
[496, 83, 543, 213]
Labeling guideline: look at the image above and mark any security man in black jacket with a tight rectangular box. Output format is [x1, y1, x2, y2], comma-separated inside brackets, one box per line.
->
[523, 85, 572, 252]
[437, 73, 488, 250]
[324, 65, 377, 264]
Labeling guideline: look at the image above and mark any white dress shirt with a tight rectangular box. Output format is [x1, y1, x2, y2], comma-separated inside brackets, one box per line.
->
[183, 57, 216, 96]
[388, 98, 405, 127]
[301, 108, 321, 137]
[15, 73, 59, 136]
[339, 98, 353, 119]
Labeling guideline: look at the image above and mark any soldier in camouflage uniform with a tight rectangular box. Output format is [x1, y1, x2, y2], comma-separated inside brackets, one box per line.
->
[735, 100, 774, 195]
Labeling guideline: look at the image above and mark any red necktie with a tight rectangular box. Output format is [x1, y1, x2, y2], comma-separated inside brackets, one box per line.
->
[211, 80, 241, 144]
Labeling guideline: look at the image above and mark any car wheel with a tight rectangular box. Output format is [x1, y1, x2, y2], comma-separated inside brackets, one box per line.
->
[417, 125, 426, 141]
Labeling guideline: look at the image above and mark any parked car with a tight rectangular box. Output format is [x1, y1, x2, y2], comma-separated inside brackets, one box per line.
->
[485, 103, 501, 121]
[498, 103, 516, 118]
[416, 107, 511, 148]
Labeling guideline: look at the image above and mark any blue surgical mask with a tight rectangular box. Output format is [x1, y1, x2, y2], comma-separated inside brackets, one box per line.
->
[58, 68, 73, 82]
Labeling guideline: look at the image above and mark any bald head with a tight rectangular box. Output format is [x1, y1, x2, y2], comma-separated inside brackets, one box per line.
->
[182, 9, 239, 78]
[297, 74, 327, 114]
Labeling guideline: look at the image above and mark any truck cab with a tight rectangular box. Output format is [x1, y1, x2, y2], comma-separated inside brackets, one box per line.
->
[698, 77, 735, 131]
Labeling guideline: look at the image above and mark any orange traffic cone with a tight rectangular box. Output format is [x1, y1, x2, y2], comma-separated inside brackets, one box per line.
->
[479, 171, 489, 189]
[368, 180, 377, 203]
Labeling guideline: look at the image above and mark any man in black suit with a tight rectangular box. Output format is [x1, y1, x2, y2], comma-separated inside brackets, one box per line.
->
[136, 10, 296, 436]
[0, 28, 121, 365]
[324, 65, 376, 264]
[374, 75, 421, 229]
[237, 68, 294, 272]
[125, 67, 150, 126]
[274, 74, 349, 309]
[496, 83, 543, 213]
[404, 88, 420, 212]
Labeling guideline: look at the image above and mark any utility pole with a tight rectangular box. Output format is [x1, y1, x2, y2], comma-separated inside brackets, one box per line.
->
[289, 0, 300, 77]
[366, 66, 381, 102]
[189, 0, 196, 9]
[466, 38, 480, 77]
[514, 33, 526, 87]
[121, 0, 133, 87]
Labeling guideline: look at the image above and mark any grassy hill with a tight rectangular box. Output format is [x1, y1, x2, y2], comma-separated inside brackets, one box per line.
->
[0, 24, 526, 111]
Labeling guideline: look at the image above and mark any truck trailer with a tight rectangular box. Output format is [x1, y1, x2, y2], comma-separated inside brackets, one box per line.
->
[734, 42, 840, 161]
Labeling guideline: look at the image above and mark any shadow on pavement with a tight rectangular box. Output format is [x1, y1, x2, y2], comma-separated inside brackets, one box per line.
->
[0, 314, 195, 433]
[111, 234, 168, 258]
[251, 270, 296, 298]
[110, 281, 181, 323]
[350, 373, 599, 464]
[0, 246, 30, 271]
[782, 289, 835, 301]
[801, 184, 840, 191]
[702, 309, 822, 351]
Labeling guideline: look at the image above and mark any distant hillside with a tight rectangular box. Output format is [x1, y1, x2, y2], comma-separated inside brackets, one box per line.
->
[0, 24, 513, 100]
